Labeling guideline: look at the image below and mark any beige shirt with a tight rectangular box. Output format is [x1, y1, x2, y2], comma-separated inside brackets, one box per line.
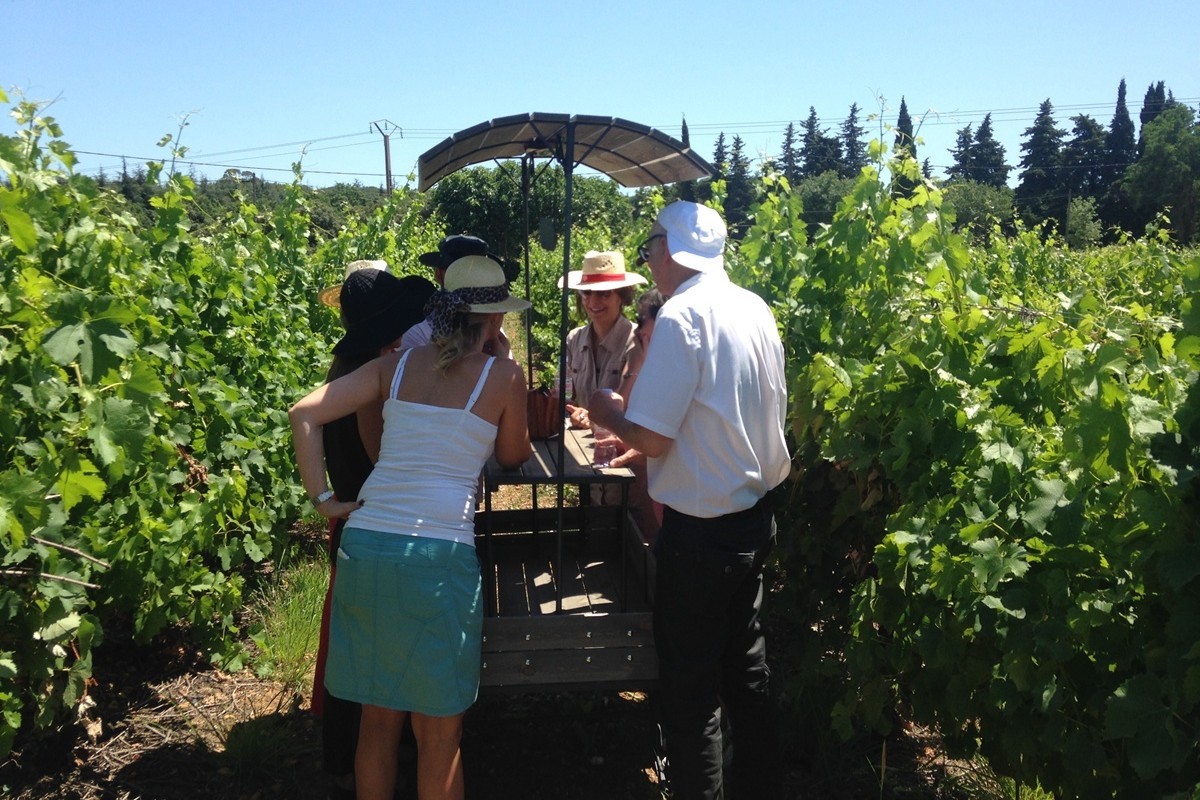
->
[564, 315, 639, 404]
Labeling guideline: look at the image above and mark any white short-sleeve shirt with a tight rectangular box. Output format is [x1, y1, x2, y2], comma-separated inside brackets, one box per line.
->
[625, 270, 791, 518]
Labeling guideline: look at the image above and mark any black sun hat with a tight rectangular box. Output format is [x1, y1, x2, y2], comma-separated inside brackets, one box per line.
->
[332, 271, 437, 356]
[419, 234, 521, 283]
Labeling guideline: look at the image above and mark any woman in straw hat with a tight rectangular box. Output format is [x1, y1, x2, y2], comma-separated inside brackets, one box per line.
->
[292, 255, 532, 800]
[558, 250, 648, 429]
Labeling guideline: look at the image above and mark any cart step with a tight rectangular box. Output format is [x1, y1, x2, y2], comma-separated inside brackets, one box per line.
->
[480, 613, 657, 692]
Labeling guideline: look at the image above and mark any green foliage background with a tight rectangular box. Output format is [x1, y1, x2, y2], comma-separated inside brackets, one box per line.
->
[732, 151, 1200, 797]
[0, 92, 441, 758]
[4, 89, 1200, 799]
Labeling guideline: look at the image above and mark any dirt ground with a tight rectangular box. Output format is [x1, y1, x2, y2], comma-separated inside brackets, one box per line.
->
[1, 489, 981, 799]
[1, 623, 978, 800]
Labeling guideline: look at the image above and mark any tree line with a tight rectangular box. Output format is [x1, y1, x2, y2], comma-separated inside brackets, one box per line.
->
[76, 77, 1197, 253]
[669, 79, 1198, 247]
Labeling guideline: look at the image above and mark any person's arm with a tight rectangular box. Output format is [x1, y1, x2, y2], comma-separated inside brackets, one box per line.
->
[616, 341, 645, 407]
[290, 357, 389, 519]
[493, 360, 534, 468]
[587, 390, 673, 459]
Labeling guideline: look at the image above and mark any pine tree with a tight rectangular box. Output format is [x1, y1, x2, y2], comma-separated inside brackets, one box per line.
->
[1015, 99, 1067, 229]
[839, 102, 868, 177]
[1061, 114, 1108, 200]
[725, 135, 755, 238]
[971, 114, 1010, 187]
[946, 123, 975, 183]
[779, 122, 801, 185]
[701, 132, 728, 203]
[800, 107, 842, 178]
[711, 133, 728, 181]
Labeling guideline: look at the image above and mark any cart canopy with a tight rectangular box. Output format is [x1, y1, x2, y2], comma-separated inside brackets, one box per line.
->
[418, 113, 712, 192]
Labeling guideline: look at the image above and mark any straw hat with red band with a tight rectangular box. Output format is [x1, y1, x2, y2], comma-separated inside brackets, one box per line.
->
[558, 250, 649, 291]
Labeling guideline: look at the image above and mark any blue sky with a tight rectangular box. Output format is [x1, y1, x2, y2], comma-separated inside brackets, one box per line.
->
[3, 0, 1197, 189]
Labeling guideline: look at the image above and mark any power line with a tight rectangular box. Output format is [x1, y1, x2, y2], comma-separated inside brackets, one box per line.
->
[73, 149, 389, 179]
[59, 92, 1199, 186]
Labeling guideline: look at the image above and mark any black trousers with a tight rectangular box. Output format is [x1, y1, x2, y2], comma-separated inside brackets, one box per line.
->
[653, 497, 781, 800]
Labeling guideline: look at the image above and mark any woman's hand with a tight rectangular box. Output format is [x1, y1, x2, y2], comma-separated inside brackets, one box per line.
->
[565, 403, 590, 429]
[482, 329, 512, 360]
[316, 497, 363, 520]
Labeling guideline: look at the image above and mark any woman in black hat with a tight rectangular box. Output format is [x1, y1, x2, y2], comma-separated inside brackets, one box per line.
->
[292, 255, 533, 800]
[312, 265, 436, 799]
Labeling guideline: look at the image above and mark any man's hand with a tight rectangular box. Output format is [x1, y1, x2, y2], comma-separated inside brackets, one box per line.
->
[587, 389, 624, 430]
[608, 446, 645, 469]
[588, 388, 673, 459]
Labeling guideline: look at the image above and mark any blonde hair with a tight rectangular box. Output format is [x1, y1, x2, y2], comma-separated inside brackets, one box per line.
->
[431, 311, 491, 373]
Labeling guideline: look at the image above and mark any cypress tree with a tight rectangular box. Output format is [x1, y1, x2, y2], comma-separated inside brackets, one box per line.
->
[894, 97, 916, 159]
[678, 116, 697, 202]
[1101, 78, 1138, 234]
[1106, 80, 1137, 179]
[1138, 81, 1168, 155]
[892, 97, 919, 198]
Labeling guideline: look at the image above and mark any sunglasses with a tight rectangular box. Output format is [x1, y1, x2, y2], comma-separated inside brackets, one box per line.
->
[637, 234, 664, 265]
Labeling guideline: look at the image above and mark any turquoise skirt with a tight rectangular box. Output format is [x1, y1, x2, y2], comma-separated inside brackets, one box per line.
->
[324, 527, 482, 716]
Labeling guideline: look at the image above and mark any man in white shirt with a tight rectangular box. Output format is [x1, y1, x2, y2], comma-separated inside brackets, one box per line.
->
[590, 201, 790, 799]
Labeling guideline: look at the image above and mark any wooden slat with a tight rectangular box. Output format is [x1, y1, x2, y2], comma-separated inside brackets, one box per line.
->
[480, 646, 658, 689]
[482, 612, 654, 652]
[480, 613, 657, 690]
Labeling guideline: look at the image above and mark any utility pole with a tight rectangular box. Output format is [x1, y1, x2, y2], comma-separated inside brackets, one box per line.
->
[371, 120, 401, 195]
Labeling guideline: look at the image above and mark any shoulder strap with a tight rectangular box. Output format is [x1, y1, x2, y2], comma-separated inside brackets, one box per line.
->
[464, 357, 496, 411]
[389, 349, 414, 400]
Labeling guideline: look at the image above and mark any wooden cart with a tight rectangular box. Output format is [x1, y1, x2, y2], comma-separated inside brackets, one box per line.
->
[416, 115, 712, 693]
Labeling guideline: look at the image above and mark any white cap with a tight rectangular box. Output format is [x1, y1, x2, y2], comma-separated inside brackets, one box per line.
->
[656, 201, 726, 273]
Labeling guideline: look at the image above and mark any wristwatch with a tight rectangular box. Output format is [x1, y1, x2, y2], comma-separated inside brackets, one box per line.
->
[311, 489, 335, 508]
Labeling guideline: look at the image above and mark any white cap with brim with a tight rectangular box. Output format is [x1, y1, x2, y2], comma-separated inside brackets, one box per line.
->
[657, 201, 727, 273]
[444, 255, 531, 313]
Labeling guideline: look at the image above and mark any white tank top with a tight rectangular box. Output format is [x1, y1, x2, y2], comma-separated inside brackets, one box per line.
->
[346, 350, 497, 545]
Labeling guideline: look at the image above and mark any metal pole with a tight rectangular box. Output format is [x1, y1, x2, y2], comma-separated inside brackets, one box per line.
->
[522, 155, 534, 389]
[554, 121, 576, 615]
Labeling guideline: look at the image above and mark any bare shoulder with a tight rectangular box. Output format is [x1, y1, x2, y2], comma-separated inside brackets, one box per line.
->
[489, 356, 525, 383]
